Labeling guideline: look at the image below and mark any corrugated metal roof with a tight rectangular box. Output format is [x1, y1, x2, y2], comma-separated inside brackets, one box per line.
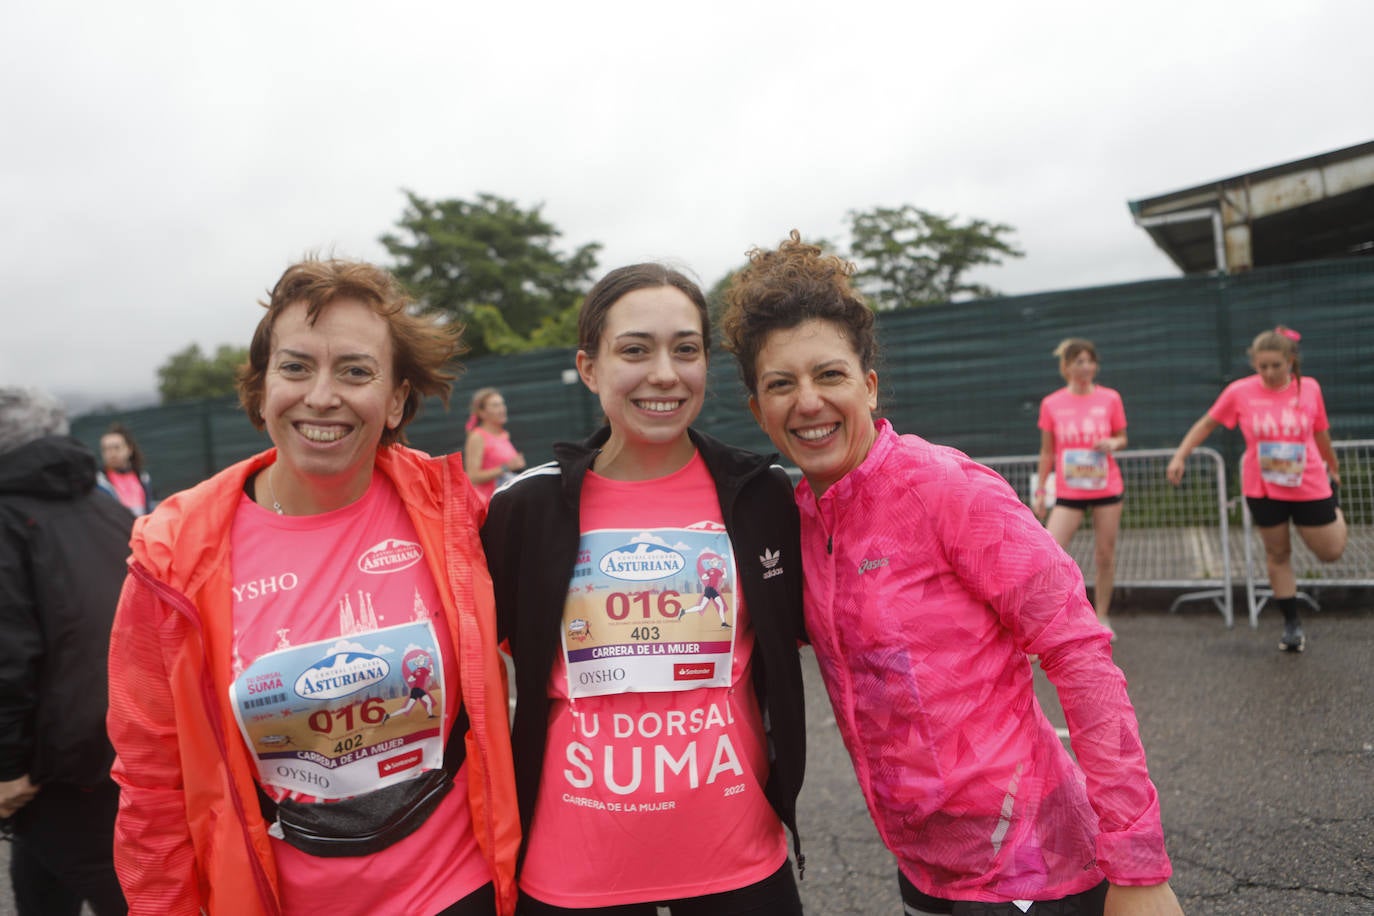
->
[1128, 139, 1374, 274]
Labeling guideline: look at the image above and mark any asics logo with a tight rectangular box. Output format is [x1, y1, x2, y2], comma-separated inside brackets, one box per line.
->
[858, 557, 889, 575]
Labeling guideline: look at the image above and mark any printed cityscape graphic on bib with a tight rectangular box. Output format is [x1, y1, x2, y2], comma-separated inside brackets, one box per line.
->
[562, 523, 737, 699]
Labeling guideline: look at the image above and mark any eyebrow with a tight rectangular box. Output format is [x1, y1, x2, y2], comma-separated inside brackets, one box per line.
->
[275, 347, 381, 365]
[611, 330, 703, 342]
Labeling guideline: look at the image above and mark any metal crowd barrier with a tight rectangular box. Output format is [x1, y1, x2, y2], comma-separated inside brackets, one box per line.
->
[978, 448, 1234, 626]
[783, 440, 1372, 629]
[1240, 439, 1374, 627]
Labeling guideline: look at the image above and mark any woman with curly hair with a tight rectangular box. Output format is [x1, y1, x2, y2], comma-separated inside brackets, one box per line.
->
[720, 231, 1180, 915]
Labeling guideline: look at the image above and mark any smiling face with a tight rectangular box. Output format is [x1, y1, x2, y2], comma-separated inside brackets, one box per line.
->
[262, 298, 409, 508]
[749, 318, 878, 497]
[575, 285, 707, 470]
[1251, 348, 1293, 390]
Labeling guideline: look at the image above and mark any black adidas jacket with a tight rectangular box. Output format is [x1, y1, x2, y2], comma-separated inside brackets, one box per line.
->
[481, 426, 807, 873]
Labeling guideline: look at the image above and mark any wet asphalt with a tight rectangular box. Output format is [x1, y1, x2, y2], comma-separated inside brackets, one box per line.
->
[793, 597, 1374, 915]
[2, 598, 1370, 915]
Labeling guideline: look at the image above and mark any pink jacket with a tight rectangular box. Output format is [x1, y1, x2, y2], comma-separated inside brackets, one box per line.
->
[797, 420, 1171, 902]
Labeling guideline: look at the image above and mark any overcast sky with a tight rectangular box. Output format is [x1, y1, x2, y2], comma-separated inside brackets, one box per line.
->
[5, 0, 1371, 410]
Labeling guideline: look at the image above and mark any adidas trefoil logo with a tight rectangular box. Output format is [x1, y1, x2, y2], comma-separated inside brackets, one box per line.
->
[760, 547, 784, 579]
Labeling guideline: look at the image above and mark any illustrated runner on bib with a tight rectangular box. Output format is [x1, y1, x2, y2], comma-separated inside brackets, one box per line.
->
[678, 548, 731, 627]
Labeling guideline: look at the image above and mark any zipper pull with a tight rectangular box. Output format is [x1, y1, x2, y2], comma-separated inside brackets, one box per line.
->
[827, 535, 832, 555]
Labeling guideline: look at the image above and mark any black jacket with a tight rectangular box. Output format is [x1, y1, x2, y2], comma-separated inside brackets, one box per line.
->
[481, 427, 807, 873]
[0, 436, 133, 787]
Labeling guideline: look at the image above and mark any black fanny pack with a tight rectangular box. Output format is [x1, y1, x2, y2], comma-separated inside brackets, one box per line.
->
[258, 705, 468, 858]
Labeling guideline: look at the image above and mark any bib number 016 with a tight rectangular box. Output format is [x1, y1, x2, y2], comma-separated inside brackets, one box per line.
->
[605, 589, 682, 621]
[308, 697, 387, 735]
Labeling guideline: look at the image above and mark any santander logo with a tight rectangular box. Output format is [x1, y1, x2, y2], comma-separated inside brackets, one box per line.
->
[357, 538, 423, 575]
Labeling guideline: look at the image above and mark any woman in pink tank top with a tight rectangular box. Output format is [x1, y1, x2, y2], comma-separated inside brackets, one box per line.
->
[463, 387, 526, 505]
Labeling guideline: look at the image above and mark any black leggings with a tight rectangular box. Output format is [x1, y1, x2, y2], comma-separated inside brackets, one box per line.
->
[8, 781, 126, 916]
[899, 872, 1109, 915]
[435, 882, 497, 916]
[516, 861, 801, 916]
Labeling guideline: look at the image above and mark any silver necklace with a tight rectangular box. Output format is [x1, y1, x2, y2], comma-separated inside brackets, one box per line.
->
[267, 465, 284, 515]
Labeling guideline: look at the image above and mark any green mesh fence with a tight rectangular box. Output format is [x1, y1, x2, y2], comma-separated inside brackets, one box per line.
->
[71, 257, 1374, 499]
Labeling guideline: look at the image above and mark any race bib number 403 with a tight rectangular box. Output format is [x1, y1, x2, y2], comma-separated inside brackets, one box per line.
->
[563, 526, 737, 699]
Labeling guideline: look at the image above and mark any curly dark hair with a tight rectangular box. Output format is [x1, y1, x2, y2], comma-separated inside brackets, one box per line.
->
[237, 258, 465, 446]
[720, 230, 877, 396]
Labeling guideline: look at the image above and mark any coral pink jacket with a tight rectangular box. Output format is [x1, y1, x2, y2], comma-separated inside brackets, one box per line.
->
[797, 420, 1171, 902]
[107, 446, 519, 916]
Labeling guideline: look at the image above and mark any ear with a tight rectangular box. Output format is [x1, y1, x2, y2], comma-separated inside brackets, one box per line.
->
[575, 349, 599, 393]
[748, 395, 765, 430]
[386, 380, 410, 430]
[865, 370, 878, 412]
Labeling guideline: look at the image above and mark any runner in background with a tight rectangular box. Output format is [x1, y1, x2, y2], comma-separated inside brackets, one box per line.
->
[1033, 338, 1127, 639]
[1167, 326, 1346, 652]
[105, 258, 518, 916]
[464, 387, 526, 505]
[481, 263, 807, 915]
[95, 423, 155, 516]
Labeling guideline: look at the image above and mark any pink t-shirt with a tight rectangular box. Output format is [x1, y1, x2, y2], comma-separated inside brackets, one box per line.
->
[518, 452, 787, 907]
[229, 473, 490, 914]
[469, 426, 519, 505]
[1038, 385, 1127, 500]
[1209, 374, 1332, 500]
[105, 468, 148, 515]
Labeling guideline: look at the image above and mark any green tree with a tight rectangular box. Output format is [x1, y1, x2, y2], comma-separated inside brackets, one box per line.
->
[848, 205, 1023, 310]
[465, 299, 583, 355]
[380, 191, 601, 357]
[156, 343, 249, 403]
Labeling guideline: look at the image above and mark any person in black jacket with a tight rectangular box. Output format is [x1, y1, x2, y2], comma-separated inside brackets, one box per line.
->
[0, 387, 131, 916]
[481, 264, 807, 915]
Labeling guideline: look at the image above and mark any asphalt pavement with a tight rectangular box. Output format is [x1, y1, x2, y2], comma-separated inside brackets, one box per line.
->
[2, 600, 1370, 915]
[793, 598, 1374, 915]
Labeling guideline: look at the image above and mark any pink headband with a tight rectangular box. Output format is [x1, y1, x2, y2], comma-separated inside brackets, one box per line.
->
[1276, 325, 1301, 342]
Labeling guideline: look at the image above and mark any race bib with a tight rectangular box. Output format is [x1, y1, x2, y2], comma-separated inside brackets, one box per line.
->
[1062, 448, 1108, 491]
[1257, 441, 1305, 488]
[230, 620, 445, 799]
[562, 526, 737, 699]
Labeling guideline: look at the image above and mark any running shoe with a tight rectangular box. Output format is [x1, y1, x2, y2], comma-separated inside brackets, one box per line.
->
[1279, 620, 1306, 653]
